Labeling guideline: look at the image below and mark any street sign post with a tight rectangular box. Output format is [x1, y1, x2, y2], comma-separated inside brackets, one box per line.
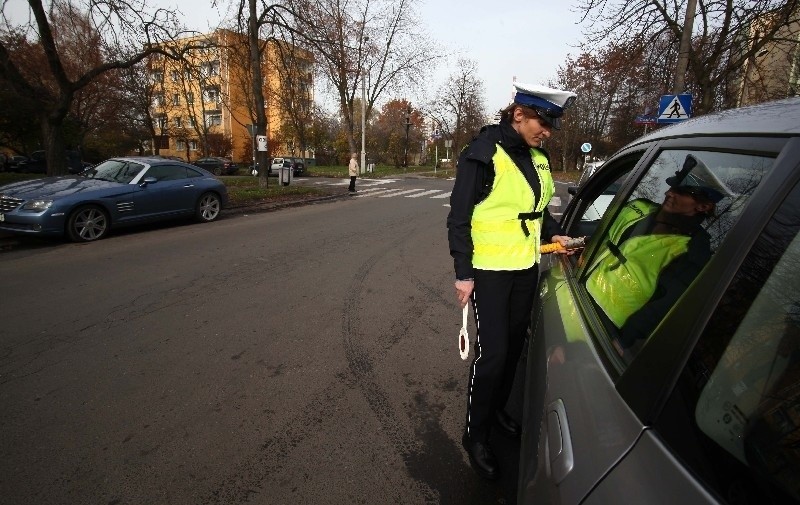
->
[580, 142, 592, 153]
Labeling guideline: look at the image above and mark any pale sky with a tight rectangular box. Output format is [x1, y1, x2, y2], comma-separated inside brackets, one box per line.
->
[4, 0, 590, 117]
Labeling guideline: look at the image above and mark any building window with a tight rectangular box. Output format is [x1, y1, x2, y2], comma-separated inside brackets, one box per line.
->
[204, 112, 222, 126]
[172, 93, 180, 106]
[184, 70, 192, 81]
[174, 117, 182, 128]
[154, 135, 169, 149]
[186, 92, 194, 105]
[170, 71, 180, 82]
[201, 60, 220, 77]
[189, 140, 198, 151]
[203, 87, 220, 104]
[153, 94, 165, 107]
[176, 139, 185, 151]
[150, 71, 163, 83]
[189, 116, 197, 127]
[156, 116, 167, 129]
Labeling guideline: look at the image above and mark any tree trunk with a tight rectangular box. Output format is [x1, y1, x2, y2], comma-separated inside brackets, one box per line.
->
[249, 0, 268, 187]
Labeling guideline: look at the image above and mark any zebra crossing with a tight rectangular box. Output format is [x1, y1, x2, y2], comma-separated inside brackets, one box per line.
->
[306, 178, 563, 212]
[309, 179, 453, 201]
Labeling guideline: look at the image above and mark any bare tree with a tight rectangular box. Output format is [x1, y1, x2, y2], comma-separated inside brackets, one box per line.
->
[428, 58, 487, 161]
[293, 0, 437, 158]
[0, 0, 199, 175]
[576, 0, 800, 114]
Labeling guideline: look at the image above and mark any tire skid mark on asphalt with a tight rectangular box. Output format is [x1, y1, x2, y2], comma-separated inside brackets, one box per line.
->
[204, 379, 352, 504]
[339, 217, 439, 502]
[396, 246, 479, 500]
[204, 218, 431, 504]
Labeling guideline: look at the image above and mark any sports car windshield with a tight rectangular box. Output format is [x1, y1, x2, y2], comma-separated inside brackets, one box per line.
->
[84, 160, 145, 184]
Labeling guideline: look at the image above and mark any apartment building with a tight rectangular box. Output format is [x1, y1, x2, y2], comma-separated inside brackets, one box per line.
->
[146, 29, 314, 165]
[736, 12, 800, 107]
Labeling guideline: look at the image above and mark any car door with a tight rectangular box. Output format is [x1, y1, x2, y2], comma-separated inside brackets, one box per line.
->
[589, 136, 800, 504]
[518, 136, 795, 504]
[133, 164, 202, 219]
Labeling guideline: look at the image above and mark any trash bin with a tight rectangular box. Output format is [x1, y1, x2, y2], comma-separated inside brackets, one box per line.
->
[279, 163, 293, 186]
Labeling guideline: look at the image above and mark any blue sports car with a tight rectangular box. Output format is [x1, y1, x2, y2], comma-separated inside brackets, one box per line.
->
[0, 157, 228, 242]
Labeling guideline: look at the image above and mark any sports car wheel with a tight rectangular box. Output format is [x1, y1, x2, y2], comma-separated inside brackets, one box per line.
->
[195, 192, 221, 222]
[67, 205, 109, 242]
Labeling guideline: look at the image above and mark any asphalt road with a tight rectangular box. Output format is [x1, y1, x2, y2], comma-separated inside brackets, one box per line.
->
[0, 175, 574, 505]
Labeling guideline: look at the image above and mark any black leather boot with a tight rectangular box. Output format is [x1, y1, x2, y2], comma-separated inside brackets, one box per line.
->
[494, 410, 521, 439]
[462, 432, 499, 480]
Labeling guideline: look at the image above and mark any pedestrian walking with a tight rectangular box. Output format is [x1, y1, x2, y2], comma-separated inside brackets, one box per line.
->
[447, 82, 577, 480]
[348, 153, 359, 194]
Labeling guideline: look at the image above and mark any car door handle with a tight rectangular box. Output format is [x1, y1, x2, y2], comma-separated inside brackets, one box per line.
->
[183, 184, 194, 188]
[546, 398, 574, 483]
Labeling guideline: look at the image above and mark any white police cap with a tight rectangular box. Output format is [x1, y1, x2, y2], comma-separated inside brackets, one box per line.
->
[513, 83, 577, 129]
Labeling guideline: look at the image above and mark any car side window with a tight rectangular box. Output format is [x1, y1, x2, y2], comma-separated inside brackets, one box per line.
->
[145, 165, 188, 181]
[580, 149, 775, 362]
[566, 153, 642, 240]
[186, 167, 203, 178]
[656, 181, 800, 504]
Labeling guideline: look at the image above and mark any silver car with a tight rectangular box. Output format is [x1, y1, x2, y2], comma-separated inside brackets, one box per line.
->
[518, 97, 800, 504]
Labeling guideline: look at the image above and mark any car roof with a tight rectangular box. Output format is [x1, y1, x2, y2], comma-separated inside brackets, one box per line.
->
[628, 97, 800, 149]
[112, 156, 200, 167]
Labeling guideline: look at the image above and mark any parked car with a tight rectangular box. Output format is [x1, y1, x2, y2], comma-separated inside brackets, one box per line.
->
[518, 97, 800, 504]
[269, 157, 291, 176]
[192, 157, 239, 176]
[7, 155, 29, 171]
[15, 150, 47, 174]
[0, 156, 228, 242]
[288, 157, 305, 176]
[15, 150, 87, 174]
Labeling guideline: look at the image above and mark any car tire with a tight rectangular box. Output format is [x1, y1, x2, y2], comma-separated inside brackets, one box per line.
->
[195, 192, 221, 222]
[212, 167, 222, 176]
[66, 205, 110, 242]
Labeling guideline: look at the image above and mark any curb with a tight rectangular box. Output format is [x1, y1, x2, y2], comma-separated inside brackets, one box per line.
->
[224, 191, 351, 215]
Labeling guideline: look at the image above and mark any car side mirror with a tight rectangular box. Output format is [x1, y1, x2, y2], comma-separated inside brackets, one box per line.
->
[568, 185, 578, 195]
[140, 176, 158, 186]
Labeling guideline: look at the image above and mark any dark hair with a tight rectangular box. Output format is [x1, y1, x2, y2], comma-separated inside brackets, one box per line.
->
[500, 103, 539, 123]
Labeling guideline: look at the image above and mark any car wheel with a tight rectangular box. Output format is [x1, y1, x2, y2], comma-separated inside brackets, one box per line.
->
[66, 205, 109, 242]
[195, 192, 221, 222]
[212, 167, 222, 176]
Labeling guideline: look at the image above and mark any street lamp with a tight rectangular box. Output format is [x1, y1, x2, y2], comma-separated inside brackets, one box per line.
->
[403, 105, 411, 168]
[360, 36, 369, 175]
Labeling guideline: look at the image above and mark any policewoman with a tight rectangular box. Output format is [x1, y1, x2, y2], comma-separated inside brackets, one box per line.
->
[447, 83, 576, 480]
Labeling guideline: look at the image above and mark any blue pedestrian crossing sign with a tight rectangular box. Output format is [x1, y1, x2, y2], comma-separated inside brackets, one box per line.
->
[657, 94, 692, 124]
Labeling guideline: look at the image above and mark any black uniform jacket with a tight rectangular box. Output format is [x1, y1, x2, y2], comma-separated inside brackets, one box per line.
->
[447, 121, 564, 280]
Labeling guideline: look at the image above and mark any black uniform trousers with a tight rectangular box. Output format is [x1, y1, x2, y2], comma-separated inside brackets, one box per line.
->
[465, 264, 539, 442]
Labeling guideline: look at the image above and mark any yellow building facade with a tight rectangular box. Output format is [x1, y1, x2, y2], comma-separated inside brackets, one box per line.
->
[146, 29, 314, 165]
[737, 13, 800, 107]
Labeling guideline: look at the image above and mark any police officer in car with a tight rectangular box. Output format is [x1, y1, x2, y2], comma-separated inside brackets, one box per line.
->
[447, 83, 577, 480]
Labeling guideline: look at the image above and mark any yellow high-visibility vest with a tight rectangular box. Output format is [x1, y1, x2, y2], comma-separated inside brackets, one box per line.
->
[471, 145, 554, 270]
[586, 199, 690, 327]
